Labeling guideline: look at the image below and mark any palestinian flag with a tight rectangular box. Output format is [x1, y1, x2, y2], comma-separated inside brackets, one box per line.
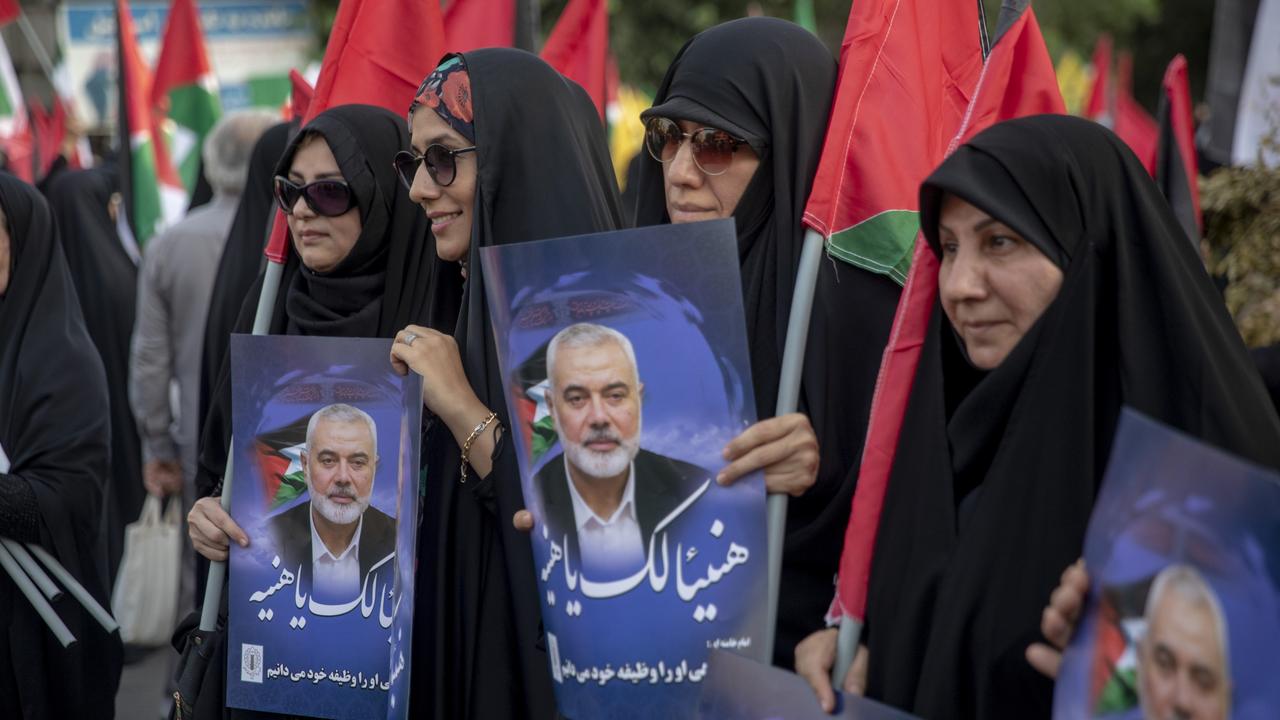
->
[116, 0, 167, 247]
[1155, 54, 1202, 243]
[801, 0, 984, 285]
[152, 0, 221, 196]
[0, 34, 32, 183]
[254, 414, 312, 510]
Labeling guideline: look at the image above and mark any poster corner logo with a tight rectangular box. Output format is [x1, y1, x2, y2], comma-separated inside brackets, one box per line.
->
[241, 643, 264, 684]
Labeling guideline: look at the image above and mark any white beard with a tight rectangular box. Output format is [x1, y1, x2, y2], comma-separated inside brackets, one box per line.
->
[309, 483, 371, 526]
[561, 423, 641, 480]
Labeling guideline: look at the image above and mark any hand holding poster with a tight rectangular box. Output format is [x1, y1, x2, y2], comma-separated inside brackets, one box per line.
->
[226, 335, 423, 719]
[1054, 408, 1280, 720]
[480, 220, 768, 719]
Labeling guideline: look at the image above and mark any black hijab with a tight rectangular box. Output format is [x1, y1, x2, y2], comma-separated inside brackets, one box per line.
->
[196, 104, 462, 497]
[0, 174, 123, 719]
[46, 167, 143, 581]
[865, 115, 1280, 719]
[631, 17, 903, 666]
[199, 121, 290, 439]
[414, 49, 621, 720]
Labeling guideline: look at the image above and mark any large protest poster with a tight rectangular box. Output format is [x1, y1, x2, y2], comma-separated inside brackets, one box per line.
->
[226, 335, 423, 719]
[481, 219, 768, 719]
[1054, 408, 1280, 720]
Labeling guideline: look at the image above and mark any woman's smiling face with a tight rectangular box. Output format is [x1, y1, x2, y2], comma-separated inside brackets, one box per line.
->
[408, 109, 477, 269]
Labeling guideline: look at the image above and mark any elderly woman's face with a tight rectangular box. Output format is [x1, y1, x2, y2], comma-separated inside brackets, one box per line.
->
[0, 207, 9, 296]
[661, 119, 759, 224]
[937, 194, 1063, 370]
[408, 109, 477, 271]
[286, 135, 362, 274]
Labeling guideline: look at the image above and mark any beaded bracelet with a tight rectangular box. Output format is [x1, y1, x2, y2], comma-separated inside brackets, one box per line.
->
[460, 411, 499, 483]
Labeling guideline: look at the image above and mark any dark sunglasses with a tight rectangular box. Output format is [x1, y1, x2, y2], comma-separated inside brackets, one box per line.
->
[272, 176, 356, 217]
[393, 144, 477, 189]
[643, 117, 753, 176]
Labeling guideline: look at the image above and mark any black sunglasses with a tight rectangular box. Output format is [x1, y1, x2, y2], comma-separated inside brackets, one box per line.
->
[643, 117, 753, 176]
[273, 176, 356, 217]
[393, 144, 477, 189]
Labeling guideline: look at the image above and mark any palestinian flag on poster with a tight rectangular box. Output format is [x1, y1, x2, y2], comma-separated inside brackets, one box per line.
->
[513, 345, 558, 466]
[152, 0, 221, 195]
[801, 0, 984, 285]
[0, 36, 32, 183]
[254, 414, 312, 510]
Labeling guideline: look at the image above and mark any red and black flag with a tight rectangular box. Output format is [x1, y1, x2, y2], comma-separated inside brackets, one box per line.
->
[1154, 55, 1202, 243]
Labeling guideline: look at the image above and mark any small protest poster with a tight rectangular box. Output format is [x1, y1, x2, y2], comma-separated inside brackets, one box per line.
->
[481, 219, 768, 718]
[697, 649, 920, 719]
[1054, 408, 1280, 720]
[225, 335, 423, 719]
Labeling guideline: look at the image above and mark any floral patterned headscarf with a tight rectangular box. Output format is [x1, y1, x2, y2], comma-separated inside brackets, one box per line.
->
[409, 54, 475, 142]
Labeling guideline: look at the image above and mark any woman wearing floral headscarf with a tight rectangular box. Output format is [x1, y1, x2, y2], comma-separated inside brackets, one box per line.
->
[388, 51, 621, 719]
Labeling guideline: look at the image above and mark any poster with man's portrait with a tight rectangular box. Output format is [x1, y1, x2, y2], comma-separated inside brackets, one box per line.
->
[225, 335, 423, 720]
[1054, 409, 1280, 720]
[481, 220, 768, 719]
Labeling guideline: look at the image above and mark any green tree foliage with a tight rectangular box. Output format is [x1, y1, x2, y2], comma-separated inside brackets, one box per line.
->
[1202, 163, 1280, 348]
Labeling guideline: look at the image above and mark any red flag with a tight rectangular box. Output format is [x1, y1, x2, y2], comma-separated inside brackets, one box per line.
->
[1155, 54, 1201, 239]
[1113, 52, 1157, 173]
[284, 69, 314, 122]
[832, 0, 1065, 625]
[265, 0, 445, 262]
[1083, 34, 1112, 122]
[27, 101, 54, 176]
[541, 0, 609, 118]
[443, 0, 515, 53]
[801, 0, 984, 284]
[0, 1, 18, 26]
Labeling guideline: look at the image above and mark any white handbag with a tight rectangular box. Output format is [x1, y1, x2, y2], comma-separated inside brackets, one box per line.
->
[111, 494, 182, 646]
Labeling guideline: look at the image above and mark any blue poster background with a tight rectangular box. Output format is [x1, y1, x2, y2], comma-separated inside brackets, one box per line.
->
[481, 220, 768, 719]
[226, 335, 423, 719]
[1054, 409, 1280, 720]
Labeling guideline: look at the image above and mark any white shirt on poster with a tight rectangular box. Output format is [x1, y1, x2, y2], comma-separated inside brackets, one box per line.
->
[309, 509, 363, 601]
[565, 459, 646, 575]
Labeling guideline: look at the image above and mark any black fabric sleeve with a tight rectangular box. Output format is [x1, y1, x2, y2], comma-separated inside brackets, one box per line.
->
[0, 473, 42, 543]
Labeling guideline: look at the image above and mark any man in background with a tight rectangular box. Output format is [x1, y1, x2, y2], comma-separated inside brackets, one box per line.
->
[128, 109, 276, 608]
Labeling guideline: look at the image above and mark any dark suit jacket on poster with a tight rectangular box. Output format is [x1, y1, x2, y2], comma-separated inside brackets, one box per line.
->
[268, 500, 396, 593]
[534, 448, 711, 561]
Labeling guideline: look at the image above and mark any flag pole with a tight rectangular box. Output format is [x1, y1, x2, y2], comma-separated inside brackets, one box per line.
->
[763, 226, 825, 662]
[832, 616, 861, 686]
[196, 256, 284, 633]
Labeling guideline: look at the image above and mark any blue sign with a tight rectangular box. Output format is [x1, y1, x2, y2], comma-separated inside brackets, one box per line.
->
[226, 335, 423, 720]
[64, 1, 311, 44]
[481, 220, 769, 719]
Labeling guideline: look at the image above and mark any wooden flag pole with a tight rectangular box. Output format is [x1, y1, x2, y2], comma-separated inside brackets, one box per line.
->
[763, 227, 825, 662]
